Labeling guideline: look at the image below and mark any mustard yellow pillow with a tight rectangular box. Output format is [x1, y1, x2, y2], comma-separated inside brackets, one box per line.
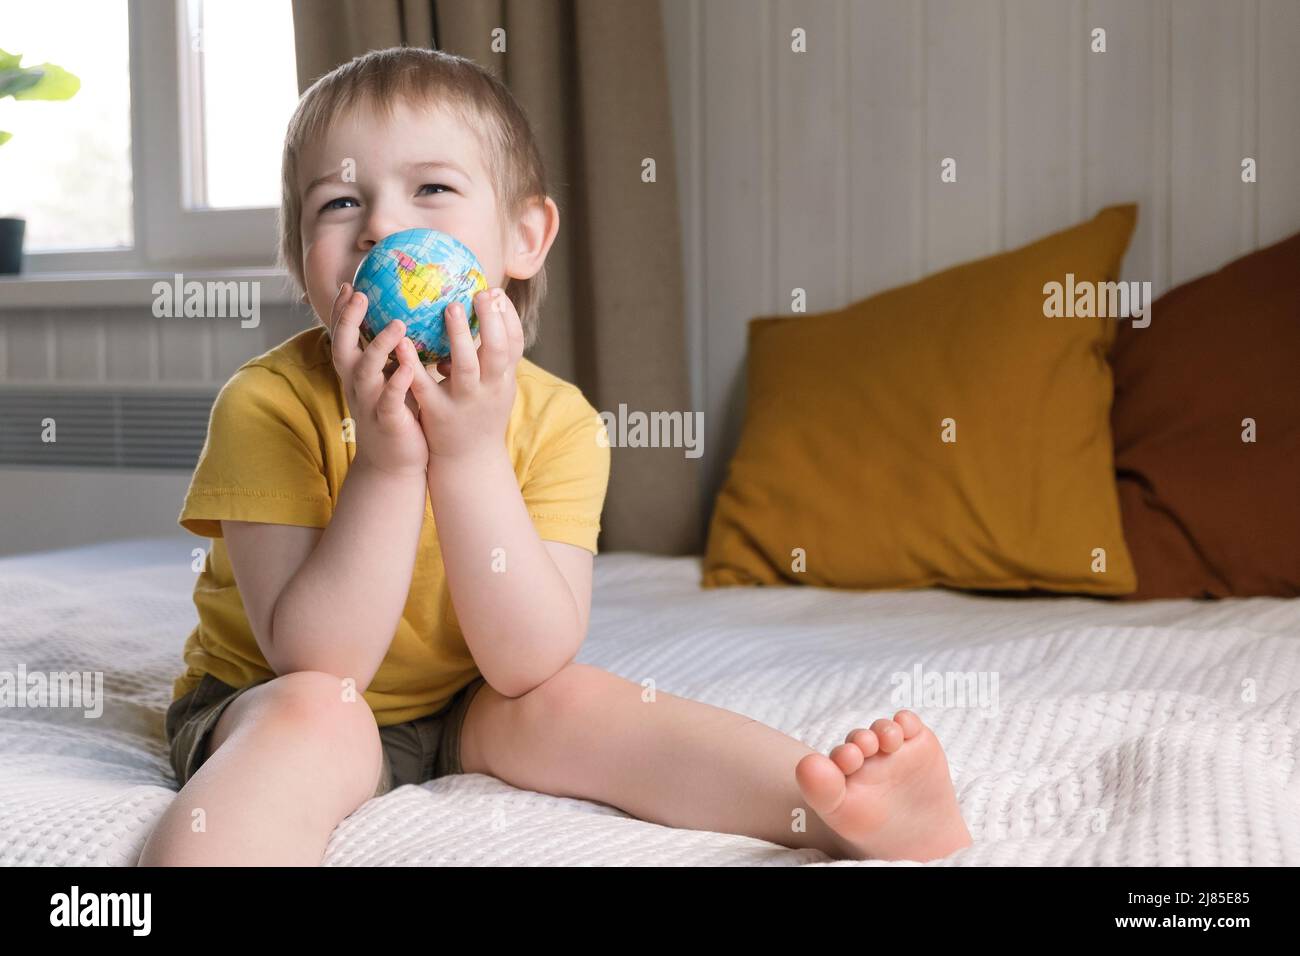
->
[702, 204, 1139, 595]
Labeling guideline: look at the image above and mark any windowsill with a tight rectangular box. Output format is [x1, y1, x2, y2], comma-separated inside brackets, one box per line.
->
[0, 267, 300, 310]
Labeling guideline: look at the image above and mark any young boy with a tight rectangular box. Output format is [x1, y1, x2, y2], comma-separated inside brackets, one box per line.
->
[140, 47, 971, 866]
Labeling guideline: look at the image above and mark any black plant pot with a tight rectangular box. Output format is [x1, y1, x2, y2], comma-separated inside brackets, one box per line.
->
[0, 218, 26, 274]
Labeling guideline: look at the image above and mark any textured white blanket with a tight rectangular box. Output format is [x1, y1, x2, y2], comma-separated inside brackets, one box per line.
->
[1, 537, 1297, 866]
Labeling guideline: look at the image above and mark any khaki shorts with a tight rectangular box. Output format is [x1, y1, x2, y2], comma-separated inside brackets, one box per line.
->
[164, 671, 488, 799]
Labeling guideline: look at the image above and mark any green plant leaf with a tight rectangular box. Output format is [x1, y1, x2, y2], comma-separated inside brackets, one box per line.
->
[0, 50, 21, 72]
[12, 63, 80, 101]
[0, 130, 11, 147]
[0, 69, 43, 98]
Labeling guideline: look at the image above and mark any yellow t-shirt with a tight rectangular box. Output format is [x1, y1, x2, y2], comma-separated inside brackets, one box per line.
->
[173, 325, 610, 726]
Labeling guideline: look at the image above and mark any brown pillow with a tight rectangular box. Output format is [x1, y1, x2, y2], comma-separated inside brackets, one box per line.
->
[1109, 230, 1300, 599]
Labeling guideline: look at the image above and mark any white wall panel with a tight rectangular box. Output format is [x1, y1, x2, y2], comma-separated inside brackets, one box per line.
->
[1169, 0, 1250, 286]
[1259, 0, 1300, 245]
[924, 0, 1000, 272]
[849, 1, 924, 295]
[1084, 0, 1165, 290]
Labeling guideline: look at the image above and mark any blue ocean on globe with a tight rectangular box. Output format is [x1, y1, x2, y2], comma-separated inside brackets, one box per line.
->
[351, 227, 488, 363]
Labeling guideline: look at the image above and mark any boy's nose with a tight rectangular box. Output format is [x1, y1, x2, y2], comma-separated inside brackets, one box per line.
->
[357, 208, 405, 250]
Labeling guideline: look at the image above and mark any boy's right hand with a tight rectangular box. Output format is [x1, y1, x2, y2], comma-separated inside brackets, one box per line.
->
[328, 282, 430, 478]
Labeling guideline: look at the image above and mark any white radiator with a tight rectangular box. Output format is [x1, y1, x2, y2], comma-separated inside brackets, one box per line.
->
[0, 387, 212, 556]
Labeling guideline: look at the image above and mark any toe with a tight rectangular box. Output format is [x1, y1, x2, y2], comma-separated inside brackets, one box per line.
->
[847, 728, 880, 758]
[893, 709, 925, 739]
[794, 752, 847, 817]
[871, 718, 904, 753]
[830, 742, 866, 774]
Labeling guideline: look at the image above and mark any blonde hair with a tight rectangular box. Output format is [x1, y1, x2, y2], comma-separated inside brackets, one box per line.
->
[278, 47, 550, 348]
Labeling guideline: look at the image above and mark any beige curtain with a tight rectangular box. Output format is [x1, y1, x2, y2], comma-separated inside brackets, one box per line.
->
[290, 0, 700, 555]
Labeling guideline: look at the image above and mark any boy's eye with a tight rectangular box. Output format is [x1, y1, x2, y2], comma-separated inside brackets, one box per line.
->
[316, 183, 450, 213]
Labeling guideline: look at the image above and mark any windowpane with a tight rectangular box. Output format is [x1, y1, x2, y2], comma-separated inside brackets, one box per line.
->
[0, 0, 133, 252]
[188, 0, 298, 209]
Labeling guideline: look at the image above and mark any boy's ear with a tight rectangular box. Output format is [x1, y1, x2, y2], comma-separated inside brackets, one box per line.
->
[504, 195, 559, 282]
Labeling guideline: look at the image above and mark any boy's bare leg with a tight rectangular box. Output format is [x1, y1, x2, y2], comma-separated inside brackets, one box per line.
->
[139, 671, 385, 866]
[458, 663, 972, 862]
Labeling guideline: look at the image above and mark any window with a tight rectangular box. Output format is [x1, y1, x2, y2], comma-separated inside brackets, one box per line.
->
[6, 0, 298, 275]
[182, 0, 299, 210]
[0, 1, 133, 252]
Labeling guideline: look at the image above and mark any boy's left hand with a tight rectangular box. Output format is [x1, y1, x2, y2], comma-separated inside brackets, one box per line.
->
[408, 287, 523, 463]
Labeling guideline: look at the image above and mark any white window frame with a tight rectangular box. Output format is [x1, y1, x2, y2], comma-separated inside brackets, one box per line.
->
[21, 0, 284, 276]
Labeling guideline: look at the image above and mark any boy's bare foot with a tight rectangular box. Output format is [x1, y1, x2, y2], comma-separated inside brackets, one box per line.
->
[795, 709, 972, 862]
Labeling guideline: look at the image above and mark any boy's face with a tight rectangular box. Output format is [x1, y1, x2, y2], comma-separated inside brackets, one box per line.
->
[297, 99, 524, 366]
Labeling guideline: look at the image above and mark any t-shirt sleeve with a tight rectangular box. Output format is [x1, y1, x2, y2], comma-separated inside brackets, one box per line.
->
[178, 365, 334, 538]
[522, 387, 611, 555]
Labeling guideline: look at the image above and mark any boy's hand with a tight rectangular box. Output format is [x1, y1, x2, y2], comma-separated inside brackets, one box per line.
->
[329, 282, 429, 477]
[408, 287, 522, 463]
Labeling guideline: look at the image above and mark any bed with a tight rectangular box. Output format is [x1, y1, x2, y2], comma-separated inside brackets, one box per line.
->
[1, 535, 1297, 866]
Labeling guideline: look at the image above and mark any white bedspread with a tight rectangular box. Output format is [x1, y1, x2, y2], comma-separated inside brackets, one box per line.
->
[1, 536, 1297, 866]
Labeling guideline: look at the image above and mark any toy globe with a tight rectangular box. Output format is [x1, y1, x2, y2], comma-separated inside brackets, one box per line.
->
[351, 227, 488, 363]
